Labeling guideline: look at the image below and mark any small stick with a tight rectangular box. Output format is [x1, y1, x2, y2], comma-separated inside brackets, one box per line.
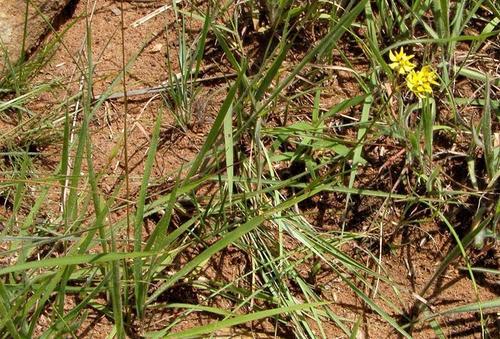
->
[131, 0, 182, 28]
[93, 73, 237, 101]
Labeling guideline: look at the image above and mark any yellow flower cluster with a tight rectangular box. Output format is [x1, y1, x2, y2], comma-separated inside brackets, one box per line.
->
[406, 66, 439, 98]
[388, 48, 439, 98]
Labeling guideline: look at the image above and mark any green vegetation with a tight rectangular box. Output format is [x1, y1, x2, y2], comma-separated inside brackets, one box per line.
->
[0, 0, 498, 338]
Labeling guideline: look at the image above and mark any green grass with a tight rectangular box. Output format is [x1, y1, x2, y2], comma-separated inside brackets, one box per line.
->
[0, 0, 499, 338]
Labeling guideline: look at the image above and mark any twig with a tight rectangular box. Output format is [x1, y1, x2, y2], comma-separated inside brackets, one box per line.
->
[131, 0, 182, 28]
[93, 73, 237, 101]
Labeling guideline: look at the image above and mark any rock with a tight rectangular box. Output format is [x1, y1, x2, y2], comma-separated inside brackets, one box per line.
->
[0, 0, 72, 72]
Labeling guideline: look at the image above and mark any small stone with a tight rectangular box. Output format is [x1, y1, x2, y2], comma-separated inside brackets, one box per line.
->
[150, 43, 163, 53]
[110, 5, 122, 16]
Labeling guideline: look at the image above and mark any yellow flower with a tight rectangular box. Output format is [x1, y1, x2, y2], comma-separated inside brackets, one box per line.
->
[420, 65, 439, 86]
[389, 48, 416, 75]
[406, 66, 439, 98]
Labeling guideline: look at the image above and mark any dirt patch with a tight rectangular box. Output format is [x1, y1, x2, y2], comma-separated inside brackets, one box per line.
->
[0, 0, 74, 71]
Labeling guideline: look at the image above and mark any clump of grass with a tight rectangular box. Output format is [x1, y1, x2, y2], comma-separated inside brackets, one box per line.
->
[0, 1, 499, 338]
[161, 4, 210, 132]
